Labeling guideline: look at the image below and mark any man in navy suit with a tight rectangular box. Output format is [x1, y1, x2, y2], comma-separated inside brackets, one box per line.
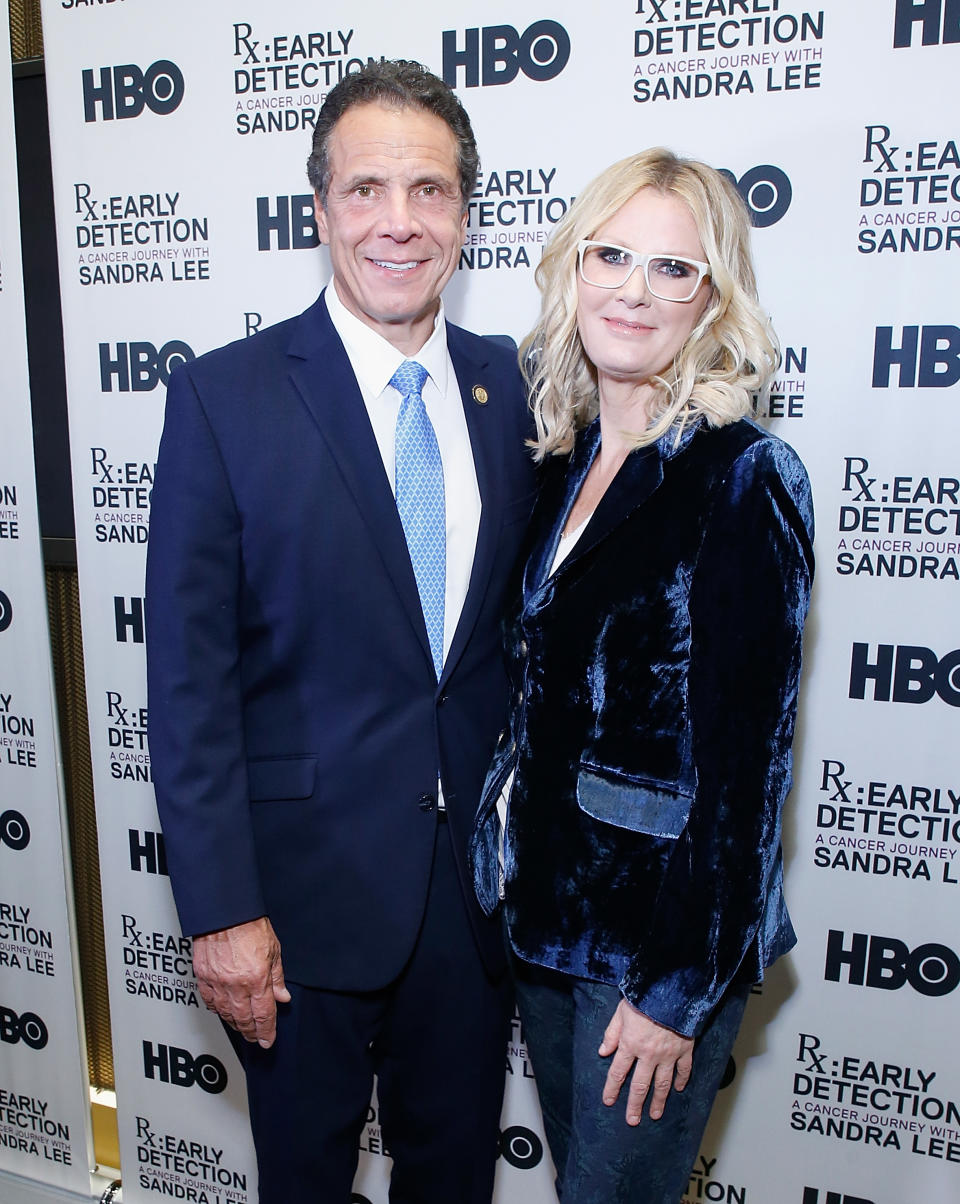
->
[146, 60, 534, 1203]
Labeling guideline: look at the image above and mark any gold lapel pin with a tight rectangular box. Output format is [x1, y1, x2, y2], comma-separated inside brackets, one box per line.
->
[472, 385, 489, 405]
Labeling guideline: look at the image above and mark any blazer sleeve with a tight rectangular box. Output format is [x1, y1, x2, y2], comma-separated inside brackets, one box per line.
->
[145, 364, 266, 937]
[619, 436, 814, 1035]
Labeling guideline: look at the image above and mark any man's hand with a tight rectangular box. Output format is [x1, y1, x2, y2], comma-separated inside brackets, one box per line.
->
[598, 999, 694, 1125]
[192, 917, 290, 1048]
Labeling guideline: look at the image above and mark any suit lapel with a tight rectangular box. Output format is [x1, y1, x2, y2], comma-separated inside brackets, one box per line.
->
[285, 295, 433, 663]
[439, 326, 501, 687]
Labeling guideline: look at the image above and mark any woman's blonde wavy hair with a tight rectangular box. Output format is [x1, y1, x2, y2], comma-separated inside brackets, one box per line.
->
[522, 148, 779, 460]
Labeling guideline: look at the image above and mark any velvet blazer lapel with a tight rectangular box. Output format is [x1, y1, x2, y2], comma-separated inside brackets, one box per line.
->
[524, 419, 667, 606]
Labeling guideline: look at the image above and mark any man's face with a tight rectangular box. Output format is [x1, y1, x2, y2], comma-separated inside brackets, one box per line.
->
[315, 101, 467, 355]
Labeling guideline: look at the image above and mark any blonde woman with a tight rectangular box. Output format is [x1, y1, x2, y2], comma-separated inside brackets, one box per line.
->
[471, 149, 814, 1203]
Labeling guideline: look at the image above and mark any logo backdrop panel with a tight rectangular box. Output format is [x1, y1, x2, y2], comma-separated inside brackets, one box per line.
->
[38, 2, 959, 1201]
[0, 7, 93, 1194]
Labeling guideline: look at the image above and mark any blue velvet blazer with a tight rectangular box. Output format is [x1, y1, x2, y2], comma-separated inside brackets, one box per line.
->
[471, 417, 814, 1037]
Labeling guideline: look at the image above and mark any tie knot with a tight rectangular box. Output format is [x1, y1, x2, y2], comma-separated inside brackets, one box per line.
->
[390, 360, 429, 398]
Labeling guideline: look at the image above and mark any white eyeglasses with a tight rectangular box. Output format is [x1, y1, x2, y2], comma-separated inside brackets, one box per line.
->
[577, 240, 711, 302]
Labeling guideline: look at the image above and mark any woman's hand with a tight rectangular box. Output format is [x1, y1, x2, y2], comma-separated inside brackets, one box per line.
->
[599, 999, 694, 1124]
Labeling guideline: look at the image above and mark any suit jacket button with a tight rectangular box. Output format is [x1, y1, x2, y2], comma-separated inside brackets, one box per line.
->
[437, 693, 449, 706]
[518, 639, 529, 656]
[418, 793, 436, 812]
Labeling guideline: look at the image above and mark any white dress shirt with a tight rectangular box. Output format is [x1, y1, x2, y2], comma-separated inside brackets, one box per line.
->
[324, 280, 481, 665]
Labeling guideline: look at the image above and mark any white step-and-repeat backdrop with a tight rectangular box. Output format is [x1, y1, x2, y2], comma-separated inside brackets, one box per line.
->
[0, 3, 93, 1196]
[14, 1, 960, 1201]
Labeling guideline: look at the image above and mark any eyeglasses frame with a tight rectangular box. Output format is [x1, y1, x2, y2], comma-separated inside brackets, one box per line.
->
[577, 240, 711, 303]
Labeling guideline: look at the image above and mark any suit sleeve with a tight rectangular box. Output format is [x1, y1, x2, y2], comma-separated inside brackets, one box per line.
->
[619, 438, 814, 1035]
[146, 364, 266, 937]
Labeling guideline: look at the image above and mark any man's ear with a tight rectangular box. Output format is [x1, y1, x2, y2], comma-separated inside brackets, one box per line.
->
[313, 193, 328, 245]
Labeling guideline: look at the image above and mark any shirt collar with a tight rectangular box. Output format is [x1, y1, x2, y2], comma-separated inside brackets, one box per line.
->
[324, 277, 450, 399]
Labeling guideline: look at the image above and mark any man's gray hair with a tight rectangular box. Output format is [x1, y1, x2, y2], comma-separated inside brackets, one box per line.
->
[307, 59, 479, 211]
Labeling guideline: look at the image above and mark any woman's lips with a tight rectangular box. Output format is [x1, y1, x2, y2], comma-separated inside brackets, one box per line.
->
[603, 315, 654, 334]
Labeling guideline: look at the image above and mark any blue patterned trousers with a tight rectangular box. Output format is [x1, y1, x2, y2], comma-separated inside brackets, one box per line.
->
[513, 958, 750, 1204]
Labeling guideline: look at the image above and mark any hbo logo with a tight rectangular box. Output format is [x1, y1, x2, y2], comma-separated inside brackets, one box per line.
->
[0, 809, 30, 850]
[0, 1007, 49, 1049]
[719, 165, 792, 228]
[825, 930, 960, 997]
[894, 0, 960, 47]
[442, 21, 571, 88]
[99, 341, 195, 393]
[873, 325, 960, 388]
[803, 1192, 876, 1204]
[82, 61, 185, 123]
[499, 1125, 544, 1170]
[143, 1041, 228, 1093]
[850, 643, 960, 707]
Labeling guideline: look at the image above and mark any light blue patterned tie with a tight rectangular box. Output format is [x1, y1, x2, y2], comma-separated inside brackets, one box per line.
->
[392, 360, 445, 679]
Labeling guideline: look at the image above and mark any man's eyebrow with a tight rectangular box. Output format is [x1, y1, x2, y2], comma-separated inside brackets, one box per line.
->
[338, 172, 387, 190]
[335, 170, 459, 192]
[411, 172, 457, 186]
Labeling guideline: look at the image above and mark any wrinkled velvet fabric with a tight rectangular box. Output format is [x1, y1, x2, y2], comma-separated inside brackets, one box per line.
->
[471, 417, 814, 1037]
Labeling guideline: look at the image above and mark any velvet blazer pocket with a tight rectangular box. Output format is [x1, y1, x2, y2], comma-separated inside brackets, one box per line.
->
[576, 766, 693, 839]
[247, 756, 318, 802]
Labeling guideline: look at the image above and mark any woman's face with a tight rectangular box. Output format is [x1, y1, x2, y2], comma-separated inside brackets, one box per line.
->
[576, 188, 711, 392]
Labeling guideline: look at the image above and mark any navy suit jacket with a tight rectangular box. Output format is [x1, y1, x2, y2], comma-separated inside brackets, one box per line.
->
[146, 293, 535, 989]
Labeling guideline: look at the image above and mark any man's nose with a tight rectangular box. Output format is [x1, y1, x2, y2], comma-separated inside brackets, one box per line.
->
[379, 188, 420, 239]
